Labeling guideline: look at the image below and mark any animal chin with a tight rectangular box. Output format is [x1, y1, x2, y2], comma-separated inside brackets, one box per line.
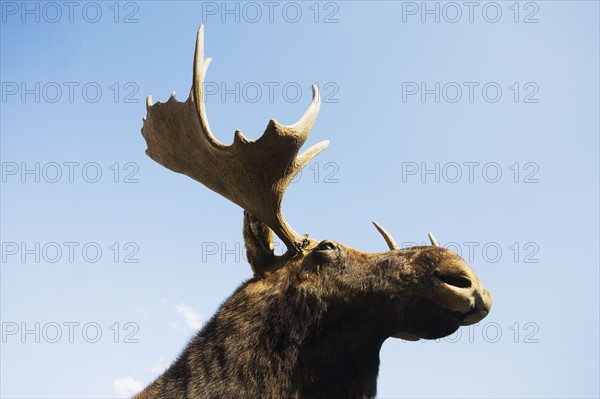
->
[461, 306, 490, 326]
[396, 298, 466, 340]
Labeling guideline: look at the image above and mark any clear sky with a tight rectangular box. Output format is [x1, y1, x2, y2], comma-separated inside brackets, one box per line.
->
[1, 1, 598, 398]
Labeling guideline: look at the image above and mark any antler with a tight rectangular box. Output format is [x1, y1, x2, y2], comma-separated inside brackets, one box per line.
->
[372, 221, 399, 250]
[372, 222, 441, 250]
[141, 26, 328, 255]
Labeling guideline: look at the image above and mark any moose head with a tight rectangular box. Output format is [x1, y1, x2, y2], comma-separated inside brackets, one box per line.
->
[136, 26, 492, 399]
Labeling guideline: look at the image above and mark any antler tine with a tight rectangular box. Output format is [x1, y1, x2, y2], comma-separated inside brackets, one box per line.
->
[428, 232, 440, 247]
[141, 26, 328, 263]
[372, 221, 399, 250]
[192, 25, 219, 146]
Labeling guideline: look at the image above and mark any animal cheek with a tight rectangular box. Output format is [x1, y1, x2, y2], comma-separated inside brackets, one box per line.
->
[298, 272, 321, 288]
[300, 255, 323, 272]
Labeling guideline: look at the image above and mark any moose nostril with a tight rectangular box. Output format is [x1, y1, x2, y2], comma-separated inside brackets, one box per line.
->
[437, 273, 472, 289]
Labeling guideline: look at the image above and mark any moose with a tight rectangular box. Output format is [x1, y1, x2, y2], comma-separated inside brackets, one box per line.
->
[135, 26, 492, 399]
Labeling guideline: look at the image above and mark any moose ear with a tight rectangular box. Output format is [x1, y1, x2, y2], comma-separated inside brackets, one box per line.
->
[243, 211, 275, 276]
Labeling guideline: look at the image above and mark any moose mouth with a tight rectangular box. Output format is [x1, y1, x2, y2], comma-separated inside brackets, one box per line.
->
[399, 298, 482, 340]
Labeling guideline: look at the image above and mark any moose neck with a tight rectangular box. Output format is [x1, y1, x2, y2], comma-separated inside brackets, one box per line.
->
[296, 303, 386, 398]
[180, 280, 387, 398]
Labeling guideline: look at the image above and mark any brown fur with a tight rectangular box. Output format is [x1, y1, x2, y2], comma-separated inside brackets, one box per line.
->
[135, 213, 491, 398]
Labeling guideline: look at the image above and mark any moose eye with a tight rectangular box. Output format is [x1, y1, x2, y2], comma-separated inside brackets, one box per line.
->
[317, 241, 337, 251]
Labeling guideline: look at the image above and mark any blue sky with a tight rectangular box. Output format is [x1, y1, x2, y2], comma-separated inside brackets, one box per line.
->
[1, 1, 598, 398]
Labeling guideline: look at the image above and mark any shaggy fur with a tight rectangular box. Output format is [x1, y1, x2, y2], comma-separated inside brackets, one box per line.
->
[135, 214, 492, 399]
